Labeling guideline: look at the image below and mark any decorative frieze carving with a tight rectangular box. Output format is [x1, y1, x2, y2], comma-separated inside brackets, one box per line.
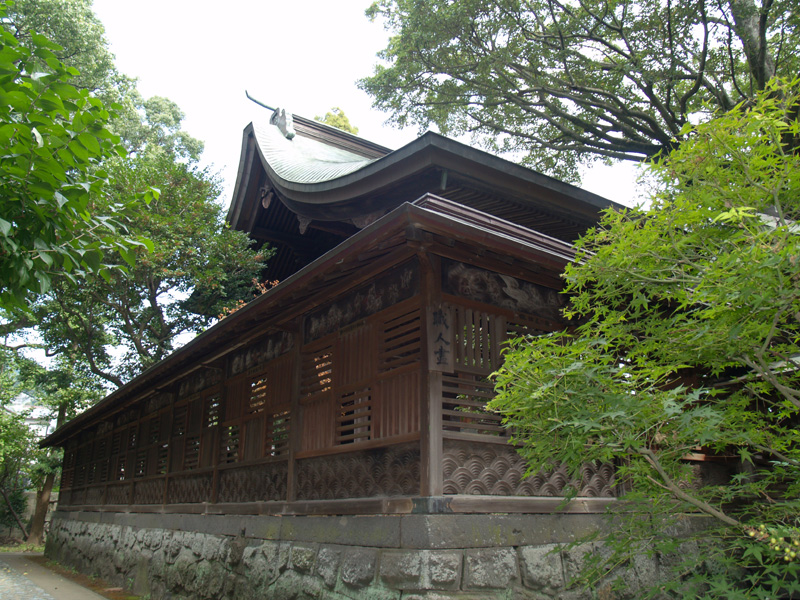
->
[296, 444, 420, 500]
[442, 259, 564, 322]
[178, 368, 222, 399]
[229, 331, 294, 377]
[305, 261, 420, 342]
[167, 473, 213, 504]
[217, 462, 288, 503]
[442, 440, 616, 497]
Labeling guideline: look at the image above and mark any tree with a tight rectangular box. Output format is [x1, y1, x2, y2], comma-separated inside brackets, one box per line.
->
[22, 364, 101, 545]
[0, 348, 42, 538]
[35, 98, 272, 387]
[360, 0, 798, 180]
[5, 0, 118, 96]
[490, 79, 800, 597]
[315, 107, 359, 135]
[0, 0, 154, 310]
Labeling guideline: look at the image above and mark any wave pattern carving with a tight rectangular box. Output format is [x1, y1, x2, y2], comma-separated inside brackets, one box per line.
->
[167, 473, 213, 504]
[297, 444, 420, 500]
[442, 441, 616, 497]
[217, 462, 288, 503]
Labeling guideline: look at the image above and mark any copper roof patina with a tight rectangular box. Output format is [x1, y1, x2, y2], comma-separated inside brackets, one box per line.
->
[252, 120, 380, 184]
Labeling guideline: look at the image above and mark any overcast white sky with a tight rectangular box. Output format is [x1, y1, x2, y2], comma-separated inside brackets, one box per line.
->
[91, 0, 642, 207]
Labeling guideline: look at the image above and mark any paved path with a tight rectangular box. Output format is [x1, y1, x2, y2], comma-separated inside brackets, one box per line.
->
[0, 553, 107, 600]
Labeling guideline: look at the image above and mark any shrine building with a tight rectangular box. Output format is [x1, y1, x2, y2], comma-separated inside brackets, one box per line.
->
[41, 109, 642, 599]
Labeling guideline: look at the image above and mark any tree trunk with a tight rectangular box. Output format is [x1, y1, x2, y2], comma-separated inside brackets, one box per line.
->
[25, 472, 54, 545]
[0, 487, 29, 539]
[26, 403, 67, 545]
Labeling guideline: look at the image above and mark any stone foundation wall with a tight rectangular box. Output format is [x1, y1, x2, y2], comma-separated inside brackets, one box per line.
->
[46, 510, 668, 599]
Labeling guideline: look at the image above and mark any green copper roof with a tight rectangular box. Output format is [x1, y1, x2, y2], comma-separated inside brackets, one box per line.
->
[252, 121, 379, 184]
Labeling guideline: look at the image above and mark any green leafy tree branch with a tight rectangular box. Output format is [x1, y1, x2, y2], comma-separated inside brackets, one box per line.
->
[0, 0, 155, 310]
[490, 79, 800, 596]
[361, 0, 798, 180]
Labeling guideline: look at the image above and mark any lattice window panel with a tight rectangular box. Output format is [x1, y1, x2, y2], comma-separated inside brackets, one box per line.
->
[128, 427, 138, 451]
[267, 410, 291, 456]
[61, 462, 75, 489]
[205, 394, 221, 427]
[379, 306, 421, 373]
[220, 424, 240, 464]
[156, 444, 169, 475]
[336, 387, 372, 445]
[452, 307, 504, 374]
[173, 405, 188, 437]
[134, 449, 148, 478]
[301, 344, 334, 399]
[249, 376, 268, 414]
[184, 435, 200, 470]
[74, 463, 87, 488]
[441, 373, 506, 437]
[116, 456, 127, 481]
[86, 462, 97, 486]
[92, 436, 109, 484]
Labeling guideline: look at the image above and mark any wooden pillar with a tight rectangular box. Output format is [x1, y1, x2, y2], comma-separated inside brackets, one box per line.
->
[419, 252, 444, 497]
[287, 320, 303, 503]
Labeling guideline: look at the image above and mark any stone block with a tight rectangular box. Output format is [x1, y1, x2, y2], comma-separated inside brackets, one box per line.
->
[291, 543, 318, 573]
[340, 547, 378, 588]
[315, 545, 342, 589]
[426, 550, 462, 590]
[379, 550, 422, 589]
[561, 542, 596, 588]
[281, 515, 401, 547]
[464, 548, 519, 589]
[519, 544, 565, 591]
[271, 570, 325, 599]
[400, 514, 606, 549]
[243, 514, 283, 540]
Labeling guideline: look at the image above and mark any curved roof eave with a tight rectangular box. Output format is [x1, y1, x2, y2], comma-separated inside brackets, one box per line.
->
[251, 128, 622, 219]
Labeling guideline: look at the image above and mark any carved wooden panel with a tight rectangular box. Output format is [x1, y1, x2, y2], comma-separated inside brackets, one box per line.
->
[133, 479, 164, 504]
[442, 440, 617, 497]
[84, 486, 104, 505]
[178, 368, 222, 399]
[296, 444, 420, 500]
[305, 261, 420, 342]
[69, 487, 86, 505]
[442, 259, 564, 322]
[217, 462, 288, 503]
[167, 473, 213, 504]
[105, 483, 131, 505]
[229, 330, 293, 377]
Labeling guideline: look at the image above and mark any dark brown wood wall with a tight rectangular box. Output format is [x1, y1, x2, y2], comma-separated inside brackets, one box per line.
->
[57, 254, 618, 513]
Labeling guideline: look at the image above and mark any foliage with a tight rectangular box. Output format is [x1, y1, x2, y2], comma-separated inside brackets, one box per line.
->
[361, 0, 798, 180]
[36, 148, 271, 386]
[4, 0, 272, 387]
[490, 79, 800, 597]
[0, 0, 154, 310]
[5, 0, 117, 96]
[0, 487, 26, 529]
[315, 107, 359, 135]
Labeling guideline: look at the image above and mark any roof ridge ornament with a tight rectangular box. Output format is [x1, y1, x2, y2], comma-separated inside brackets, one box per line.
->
[245, 91, 295, 140]
[271, 108, 296, 140]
